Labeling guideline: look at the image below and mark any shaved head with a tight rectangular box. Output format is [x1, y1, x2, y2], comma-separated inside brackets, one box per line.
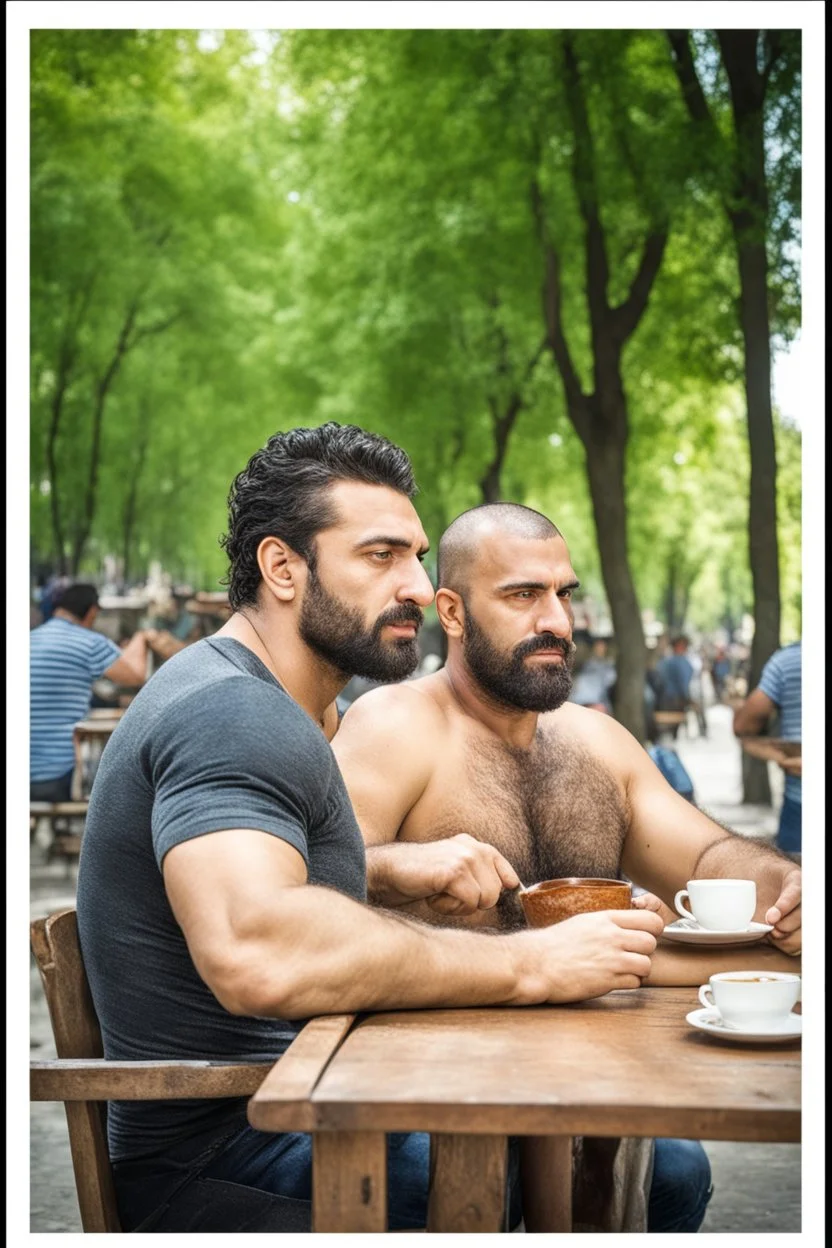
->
[437, 503, 562, 594]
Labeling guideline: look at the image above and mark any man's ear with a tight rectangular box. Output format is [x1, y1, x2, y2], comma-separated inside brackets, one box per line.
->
[82, 606, 99, 629]
[256, 536, 306, 604]
[435, 587, 465, 639]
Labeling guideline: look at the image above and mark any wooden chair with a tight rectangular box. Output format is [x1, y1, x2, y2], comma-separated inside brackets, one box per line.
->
[30, 802, 89, 871]
[30, 909, 272, 1232]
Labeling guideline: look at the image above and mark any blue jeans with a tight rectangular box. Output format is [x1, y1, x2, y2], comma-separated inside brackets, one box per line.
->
[30, 769, 74, 802]
[114, 1122, 711, 1232]
[776, 796, 802, 854]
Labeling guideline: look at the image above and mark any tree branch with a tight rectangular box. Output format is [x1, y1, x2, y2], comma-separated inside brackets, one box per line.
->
[610, 228, 670, 343]
[760, 30, 784, 95]
[531, 178, 590, 441]
[666, 30, 716, 127]
[562, 34, 610, 324]
[130, 310, 183, 347]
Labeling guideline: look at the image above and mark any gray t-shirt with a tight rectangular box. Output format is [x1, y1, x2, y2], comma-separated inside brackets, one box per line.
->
[76, 637, 366, 1163]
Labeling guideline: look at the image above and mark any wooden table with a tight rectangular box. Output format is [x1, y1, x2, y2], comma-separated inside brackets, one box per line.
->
[248, 987, 800, 1232]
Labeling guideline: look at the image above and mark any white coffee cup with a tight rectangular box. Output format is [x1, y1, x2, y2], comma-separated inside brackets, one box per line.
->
[674, 878, 756, 931]
[698, 971, 801, 1028]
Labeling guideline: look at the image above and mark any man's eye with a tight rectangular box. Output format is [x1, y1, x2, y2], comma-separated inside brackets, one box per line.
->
[514, 591, 534, 600]
[370, 551, 393, 561]
[559, 588, 573, 600]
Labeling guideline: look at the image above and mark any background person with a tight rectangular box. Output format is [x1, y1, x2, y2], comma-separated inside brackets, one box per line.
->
[654, 634, 694, 739]
[733, 640, 802, 854]
[29, 583, 153, 801]
[569, 634, 616, 714]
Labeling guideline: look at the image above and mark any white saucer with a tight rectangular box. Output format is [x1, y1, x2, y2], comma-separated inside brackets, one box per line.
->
[662, 919, 774, 946]
[686, 1007, 802, 1044]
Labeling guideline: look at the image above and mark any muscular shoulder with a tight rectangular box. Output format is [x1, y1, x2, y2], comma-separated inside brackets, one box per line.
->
[539, 702, 647, 779]
[334, 679, 449, 756]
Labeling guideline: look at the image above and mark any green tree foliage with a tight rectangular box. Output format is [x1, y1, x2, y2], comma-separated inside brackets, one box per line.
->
[30, 27, 800, 669]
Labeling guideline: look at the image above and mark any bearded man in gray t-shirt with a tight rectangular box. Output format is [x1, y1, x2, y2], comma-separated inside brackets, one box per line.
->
[77, 422, 666, 1232]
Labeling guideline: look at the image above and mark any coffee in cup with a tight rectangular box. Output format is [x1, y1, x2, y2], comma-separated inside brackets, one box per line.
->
[520, 877, 632, 928]
[674, 878, 756, 931]
[698, 970, 801, 1028]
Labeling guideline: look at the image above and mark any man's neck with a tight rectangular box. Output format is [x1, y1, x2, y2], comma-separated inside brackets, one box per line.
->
[440, 652, 539, 749]
[53, 608, 85, 627]
[218, 610, 346, 734]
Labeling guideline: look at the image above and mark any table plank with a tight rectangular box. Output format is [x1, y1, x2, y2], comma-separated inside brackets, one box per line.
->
[252, 990, 799, 1142]
[248, 1014, 356, 1133]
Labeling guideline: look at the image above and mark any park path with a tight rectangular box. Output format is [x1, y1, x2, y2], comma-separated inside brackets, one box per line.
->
[29, 701, 799, 1232]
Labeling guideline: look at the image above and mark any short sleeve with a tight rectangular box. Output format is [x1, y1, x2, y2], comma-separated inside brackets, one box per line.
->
[758, 652, 785, 708]
[147, 678, 333, 870]
[86, 632, 124, 680]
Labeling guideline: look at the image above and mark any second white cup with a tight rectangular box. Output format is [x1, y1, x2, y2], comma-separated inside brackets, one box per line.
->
[674, 878, 756, 931]
[698, 971, 801, 1028]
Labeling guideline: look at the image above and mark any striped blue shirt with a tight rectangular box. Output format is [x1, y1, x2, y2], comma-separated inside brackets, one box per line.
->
[759, 641, 802, 805]
[30, 618, 122, 782]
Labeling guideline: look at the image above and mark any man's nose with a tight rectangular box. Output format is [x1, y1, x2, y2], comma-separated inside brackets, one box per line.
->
[396, 560, 435, 608]
[535, 594, 572, 639]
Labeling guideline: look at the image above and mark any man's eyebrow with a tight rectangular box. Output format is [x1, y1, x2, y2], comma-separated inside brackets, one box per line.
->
[497, 578, 581, 593]
[354, 535, 431, 556]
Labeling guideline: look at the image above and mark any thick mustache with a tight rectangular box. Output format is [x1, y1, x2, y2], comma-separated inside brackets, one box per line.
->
[376, 605, 424, 630]
[515, 634, 575, 660]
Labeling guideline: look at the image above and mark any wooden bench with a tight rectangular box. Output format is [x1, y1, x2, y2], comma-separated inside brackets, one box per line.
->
[30, 909, 272, 1232]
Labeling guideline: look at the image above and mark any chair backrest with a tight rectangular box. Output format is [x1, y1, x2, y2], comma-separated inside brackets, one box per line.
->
[31, 909, 122, 1232]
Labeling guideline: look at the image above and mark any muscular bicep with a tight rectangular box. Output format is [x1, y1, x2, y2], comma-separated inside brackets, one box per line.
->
[620, 752, 731, 902]
[333, 688, 439, 846]
[163, 828, 308, 1006]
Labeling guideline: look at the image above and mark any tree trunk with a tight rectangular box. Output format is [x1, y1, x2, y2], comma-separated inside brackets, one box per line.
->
[530, 34, 667, 743]
[44, 280, 96, 573]
[479, 396, 523, 503]
[719, 30, 780, 804]
[583, 432, 647, 740]
[121, 405, 152, 584]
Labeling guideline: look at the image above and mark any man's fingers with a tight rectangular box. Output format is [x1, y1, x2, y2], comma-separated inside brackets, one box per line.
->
[619, 952, 653, 979]
[765, 872, 802, 927]
[494, 854, 521, 892]
[632, 894, 662, 911]
[770, 903, 801, 934]
[621, 929, 659, 956]
[609, 908, 665, 936]
[428, 893, 473, 915]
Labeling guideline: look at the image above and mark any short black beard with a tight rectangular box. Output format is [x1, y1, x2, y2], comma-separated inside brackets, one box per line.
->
[299, 564, 423, 683]
[463, 607, 576, 712]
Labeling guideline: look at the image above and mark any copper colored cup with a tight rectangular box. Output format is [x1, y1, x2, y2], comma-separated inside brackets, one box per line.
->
[519, 877, 632, 928]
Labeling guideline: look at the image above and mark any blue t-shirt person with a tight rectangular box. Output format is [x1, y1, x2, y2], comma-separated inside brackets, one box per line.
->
[30, 617, 122, 784]
[758, 641, 802, 808]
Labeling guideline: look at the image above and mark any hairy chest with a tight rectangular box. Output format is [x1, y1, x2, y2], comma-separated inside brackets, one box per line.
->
[399, 730, 629, 929]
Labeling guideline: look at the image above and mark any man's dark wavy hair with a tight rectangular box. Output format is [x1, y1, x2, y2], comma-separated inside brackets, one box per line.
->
[220, 423, 418, 610]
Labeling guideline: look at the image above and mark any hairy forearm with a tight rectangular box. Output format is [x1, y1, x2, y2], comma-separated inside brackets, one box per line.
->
[365, 843, 426, 906]
[691, 834, 794, 918]
[645, 942, 801, 987]
[215, 884, 536, 1018]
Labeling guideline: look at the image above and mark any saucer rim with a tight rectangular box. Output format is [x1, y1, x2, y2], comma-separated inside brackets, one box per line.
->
[686, 1007, 802, 1038]
[666, 919, 774, 936]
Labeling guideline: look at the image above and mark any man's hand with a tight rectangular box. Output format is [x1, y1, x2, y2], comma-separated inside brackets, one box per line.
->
[516, 909, 665, 1005]
[366, 834, 520, 914]
[778, 755, 802, 778]
[765, 864, 801, 955]
[631, 891, 676, 927]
